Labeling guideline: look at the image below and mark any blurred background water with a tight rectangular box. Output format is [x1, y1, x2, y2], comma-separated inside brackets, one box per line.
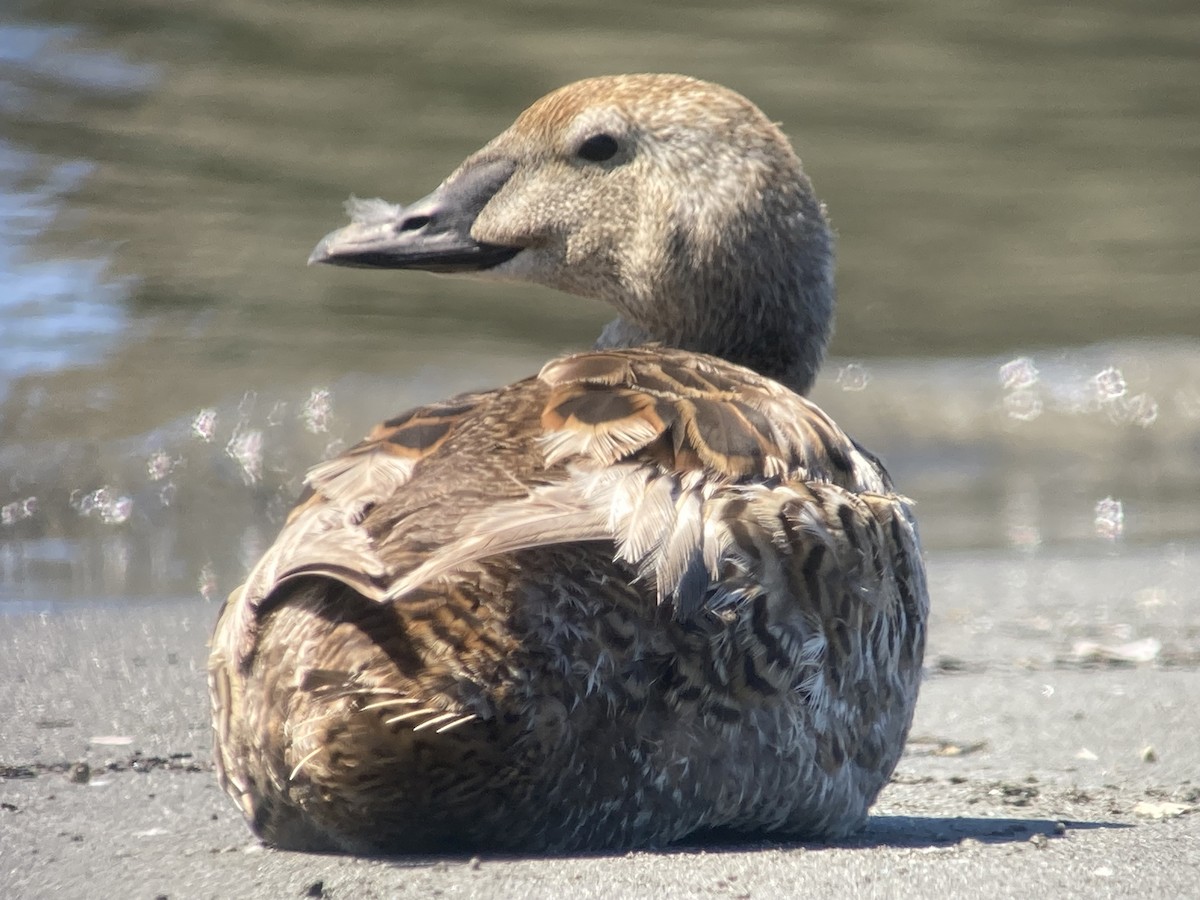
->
[1, 0, 1198, 627]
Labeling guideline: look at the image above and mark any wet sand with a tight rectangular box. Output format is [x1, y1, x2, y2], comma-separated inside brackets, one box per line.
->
[3, 548, 1199, 899]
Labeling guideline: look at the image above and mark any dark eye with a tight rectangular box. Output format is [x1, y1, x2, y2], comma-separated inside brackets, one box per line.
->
[577, 133, 620, 163]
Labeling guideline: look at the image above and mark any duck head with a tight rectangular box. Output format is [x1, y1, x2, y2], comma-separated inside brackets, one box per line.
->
[310, 74, 835, 394]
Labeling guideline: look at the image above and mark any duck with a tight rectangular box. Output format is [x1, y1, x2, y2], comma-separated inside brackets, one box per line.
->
[208, 73, 928, 854]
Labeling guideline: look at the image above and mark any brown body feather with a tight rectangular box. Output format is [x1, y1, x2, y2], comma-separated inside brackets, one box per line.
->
[210, 347, 926, 851]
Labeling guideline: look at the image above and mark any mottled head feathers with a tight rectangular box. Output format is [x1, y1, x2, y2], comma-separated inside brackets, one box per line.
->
[456, 74, 835, 394]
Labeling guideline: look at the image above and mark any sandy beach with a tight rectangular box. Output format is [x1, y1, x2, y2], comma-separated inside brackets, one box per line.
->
[4, 548, 1197, 899]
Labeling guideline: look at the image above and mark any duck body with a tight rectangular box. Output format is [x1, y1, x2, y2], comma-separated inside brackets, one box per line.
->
[209, 75, 928, 853]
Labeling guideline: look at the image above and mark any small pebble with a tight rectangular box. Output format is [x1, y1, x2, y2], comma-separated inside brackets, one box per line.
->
[89, 735, 134, 747]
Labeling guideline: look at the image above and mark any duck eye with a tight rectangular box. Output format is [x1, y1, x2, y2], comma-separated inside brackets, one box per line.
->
[576, 133, 620, 163]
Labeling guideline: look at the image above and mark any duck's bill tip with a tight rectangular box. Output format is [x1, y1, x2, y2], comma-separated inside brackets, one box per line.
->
[307, 233, 338, 266]
[309, 159, 521, 272]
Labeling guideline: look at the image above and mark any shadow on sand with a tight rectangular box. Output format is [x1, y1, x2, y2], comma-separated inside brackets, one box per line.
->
[318, 814, 1131, 869]
[842, 813, 1128, 848]
[660, 814, 1131, 854]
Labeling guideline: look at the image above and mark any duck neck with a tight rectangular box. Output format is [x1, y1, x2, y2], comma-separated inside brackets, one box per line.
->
[594, 234, 835, 396]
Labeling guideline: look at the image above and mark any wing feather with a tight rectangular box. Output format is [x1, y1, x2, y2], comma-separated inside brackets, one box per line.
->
[223, 346, 917, 661]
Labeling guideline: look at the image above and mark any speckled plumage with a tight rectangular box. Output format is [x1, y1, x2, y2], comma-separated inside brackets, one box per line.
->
[209, 74, 928, 853]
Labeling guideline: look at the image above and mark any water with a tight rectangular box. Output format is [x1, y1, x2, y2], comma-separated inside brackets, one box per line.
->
[1, 0, 1199, 609]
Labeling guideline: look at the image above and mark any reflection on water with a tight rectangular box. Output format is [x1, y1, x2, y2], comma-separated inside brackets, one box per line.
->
[0, 21, 157, 395]
[0, 149, 124, 393]
[1, 1, 1198, 606]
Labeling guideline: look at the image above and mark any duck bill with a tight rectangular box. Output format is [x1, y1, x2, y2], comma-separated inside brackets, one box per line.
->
[308, 157, 520, 273]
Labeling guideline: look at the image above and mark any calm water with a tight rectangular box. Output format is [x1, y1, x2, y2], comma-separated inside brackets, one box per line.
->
[1, 0, 1198, 608]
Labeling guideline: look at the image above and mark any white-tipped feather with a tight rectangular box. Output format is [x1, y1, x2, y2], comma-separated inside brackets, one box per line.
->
[610, 474, 678, 565]
[288, 746, 324, 783]
[412, 711, 466, 733]
[652, 488, 705, 605]
[359, 698, 424, 711]
[539, 416, 662, 467]
[434, 714, 479, 734]
[386, 708, 440, 726]
[306, 449, 415, 509]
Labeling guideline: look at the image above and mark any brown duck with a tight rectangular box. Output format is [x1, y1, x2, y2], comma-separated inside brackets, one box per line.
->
[208, 73, 928, 853]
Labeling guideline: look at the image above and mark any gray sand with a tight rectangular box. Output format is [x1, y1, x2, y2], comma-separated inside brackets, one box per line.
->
[3, 547, 1198, 899]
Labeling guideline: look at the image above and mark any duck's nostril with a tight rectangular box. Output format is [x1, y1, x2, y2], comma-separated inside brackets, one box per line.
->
[398, 214, 431, 233]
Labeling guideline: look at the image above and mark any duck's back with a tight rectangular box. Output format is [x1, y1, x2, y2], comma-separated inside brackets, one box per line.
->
[209, 346, 926, 853]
